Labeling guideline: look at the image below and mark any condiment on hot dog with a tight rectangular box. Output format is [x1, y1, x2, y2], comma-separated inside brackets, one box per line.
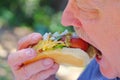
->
[24, 30, 90, 67]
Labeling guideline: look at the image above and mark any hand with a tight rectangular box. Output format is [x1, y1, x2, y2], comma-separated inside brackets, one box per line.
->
[8, 33, 59, 80]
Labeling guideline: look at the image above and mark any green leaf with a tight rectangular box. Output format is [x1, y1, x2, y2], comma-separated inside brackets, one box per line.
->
[53, 44, 66, 49]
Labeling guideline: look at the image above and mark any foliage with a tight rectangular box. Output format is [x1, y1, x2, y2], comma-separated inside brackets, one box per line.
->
[0, 1, 75, 80]
[49, 12, 74, 33]
[0, 59, 13, 80]
[0, 0, 73, 33]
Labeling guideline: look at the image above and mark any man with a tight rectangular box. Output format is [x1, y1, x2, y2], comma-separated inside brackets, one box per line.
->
[8, 0, 120, 80]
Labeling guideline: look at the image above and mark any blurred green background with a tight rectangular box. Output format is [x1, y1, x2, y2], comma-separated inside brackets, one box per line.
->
[0, 0, 84, 80]
[0, 0, 74, 34]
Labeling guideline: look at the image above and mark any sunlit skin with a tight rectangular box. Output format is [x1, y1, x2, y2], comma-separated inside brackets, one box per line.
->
[62, 0, 120, 79]
[8, 0, 120, 80]
[8, 33, 59, 80]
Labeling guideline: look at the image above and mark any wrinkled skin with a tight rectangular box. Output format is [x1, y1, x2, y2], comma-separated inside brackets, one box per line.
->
[8, 33, 59, 80]
[62, 0, 120, 79]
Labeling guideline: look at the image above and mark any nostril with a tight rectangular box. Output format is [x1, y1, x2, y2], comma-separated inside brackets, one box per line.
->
[72, 18, 82, 27]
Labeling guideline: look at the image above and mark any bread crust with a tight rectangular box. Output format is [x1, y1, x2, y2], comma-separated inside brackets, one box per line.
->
[24, 48, 90, 67]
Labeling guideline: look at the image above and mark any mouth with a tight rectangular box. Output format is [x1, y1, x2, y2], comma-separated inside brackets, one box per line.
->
[86, 45, 102, 61]
[73, 25, 102, 61]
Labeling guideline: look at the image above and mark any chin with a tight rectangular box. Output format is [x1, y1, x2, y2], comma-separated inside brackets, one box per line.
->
[74, 27, 119, 79]
[99, 62, 118, 79]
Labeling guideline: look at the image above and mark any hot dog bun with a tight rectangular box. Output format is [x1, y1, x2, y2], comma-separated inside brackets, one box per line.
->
[24, 48, 90, 67]
[24, 30, 90, 67]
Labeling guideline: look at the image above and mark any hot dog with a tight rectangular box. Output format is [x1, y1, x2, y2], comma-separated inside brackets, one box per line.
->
[23, 30, 90, 67]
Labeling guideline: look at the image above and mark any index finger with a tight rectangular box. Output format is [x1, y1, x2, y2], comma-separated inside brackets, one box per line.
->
[18, 33, 42, 50]
[8, 48, 37, 70]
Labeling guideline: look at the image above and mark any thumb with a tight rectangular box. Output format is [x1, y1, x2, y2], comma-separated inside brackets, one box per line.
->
[8, 48, 36, 70]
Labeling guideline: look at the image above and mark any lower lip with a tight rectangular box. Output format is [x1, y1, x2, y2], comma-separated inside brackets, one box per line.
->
[95, 55, 102, 64]
[96, 54, 102, 60]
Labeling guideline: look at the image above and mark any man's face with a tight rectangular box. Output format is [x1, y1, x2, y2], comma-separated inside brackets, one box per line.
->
[62, 0, 120, 79]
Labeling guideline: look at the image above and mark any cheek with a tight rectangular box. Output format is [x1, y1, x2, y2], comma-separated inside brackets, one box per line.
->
[83, 20, 119, 51]
[99, 52, 120, 79]
[104, 50, 120, 76]
[99, 57, 117, 79]
[81, 20, 120, 78]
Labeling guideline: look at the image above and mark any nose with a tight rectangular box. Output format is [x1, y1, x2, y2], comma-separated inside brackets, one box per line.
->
[61, 1, 76, 27]
[61, 10, 75, 26]
[61, 1, 82, 27]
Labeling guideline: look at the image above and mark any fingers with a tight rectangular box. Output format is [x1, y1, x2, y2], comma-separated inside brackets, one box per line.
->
[21, 58, 54, 79]
[8, 48, 58, 80]
[18, 33, 42, 50]
[45, 75, 56, 80]
[8, 48, 37, 70]
[30, 63, 59, 80]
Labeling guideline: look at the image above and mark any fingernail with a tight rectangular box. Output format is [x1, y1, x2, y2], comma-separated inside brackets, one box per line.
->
[25, 48, 36, 57]
[42, 59, 53, 66]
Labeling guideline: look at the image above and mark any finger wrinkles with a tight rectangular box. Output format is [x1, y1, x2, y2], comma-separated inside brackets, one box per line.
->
[30, 64, 59, 80]
[14, 66, 31, 80]
[8, 48, 36, 70]
[18, 33, 42, 50]
[20, 58, 54, 80]
[21, 66, 31, 80]
[18, 36, 28, 50]
[8, 54, 14, 68]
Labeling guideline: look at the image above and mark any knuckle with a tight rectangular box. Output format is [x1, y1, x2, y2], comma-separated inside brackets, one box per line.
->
[18, 40, 21, 46]
[7, 52, 20, 70]
[30, 33, 42, 40]
[18, 37, 26, 45]
[17, 38, 26, 49]
[7, 53, 14, 66]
